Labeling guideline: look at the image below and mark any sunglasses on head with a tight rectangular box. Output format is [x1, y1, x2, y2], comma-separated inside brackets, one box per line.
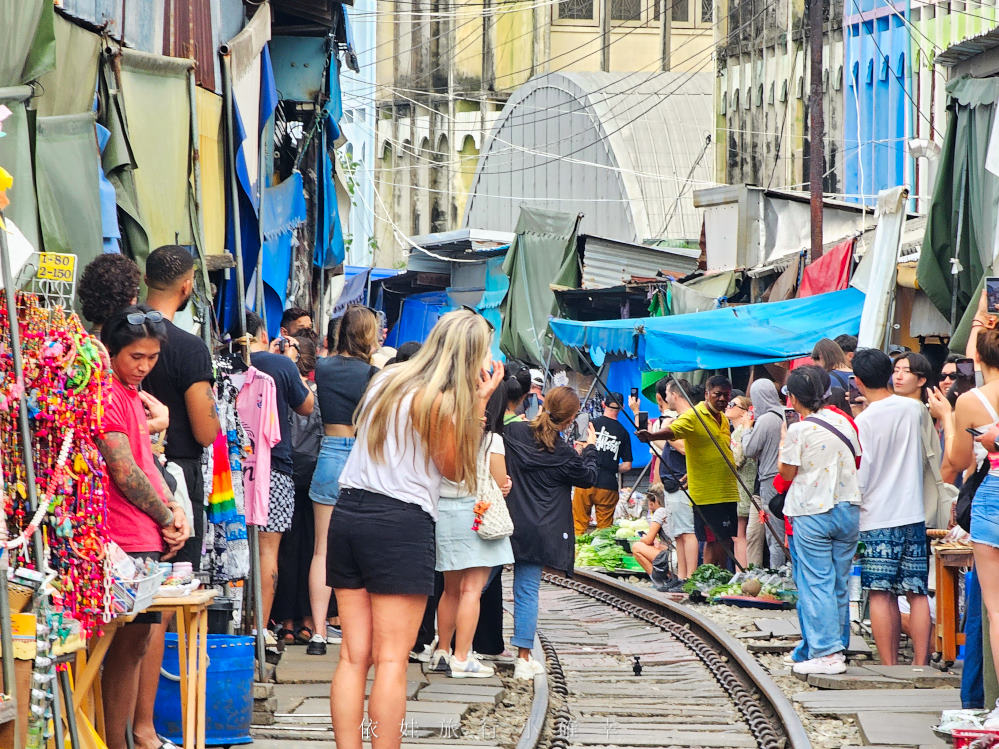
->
[460, 305, 495, 332]
[126, 310, 165, 326]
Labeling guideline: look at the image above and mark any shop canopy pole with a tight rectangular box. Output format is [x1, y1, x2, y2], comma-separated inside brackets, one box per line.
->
[188, 68, 214, 353]
[221, 50, 267, 682]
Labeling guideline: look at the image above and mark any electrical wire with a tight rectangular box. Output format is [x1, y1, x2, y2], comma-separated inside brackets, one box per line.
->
[348, 0, 774, 171]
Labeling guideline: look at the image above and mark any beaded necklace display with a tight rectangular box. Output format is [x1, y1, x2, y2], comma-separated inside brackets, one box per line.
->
[0, 293, 110, 638]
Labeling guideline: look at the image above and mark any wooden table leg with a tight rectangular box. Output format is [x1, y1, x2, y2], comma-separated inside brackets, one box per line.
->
[185, 608, 198, 749]
[934, 554, 945, 657]
[174, 606, 192, 749]
[196, 608, 208, 749]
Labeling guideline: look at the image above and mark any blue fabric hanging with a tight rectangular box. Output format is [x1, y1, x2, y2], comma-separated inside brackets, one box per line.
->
[95, 123, 121, 253]
[261, 172, 307, 338]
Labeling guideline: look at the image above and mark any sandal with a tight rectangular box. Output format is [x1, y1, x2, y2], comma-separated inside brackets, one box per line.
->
[294, 626, 314, 645]
[276, 627, 296, 645]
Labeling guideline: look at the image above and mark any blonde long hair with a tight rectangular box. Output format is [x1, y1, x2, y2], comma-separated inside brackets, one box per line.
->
[356, 309, 493, 491]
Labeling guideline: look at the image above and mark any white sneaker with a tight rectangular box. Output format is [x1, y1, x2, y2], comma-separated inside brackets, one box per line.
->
[792, 653, 846, 675]
[984, 699, 999, 729]
[513, 655, 545, 680]
[430, 649, 451, 673]
[326, 625, 343, 644]
[449, 654, 494, 678]
[409, 644, 433, 663]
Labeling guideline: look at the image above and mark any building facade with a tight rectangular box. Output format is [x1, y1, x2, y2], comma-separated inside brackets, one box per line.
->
[351, 0, 716, 266]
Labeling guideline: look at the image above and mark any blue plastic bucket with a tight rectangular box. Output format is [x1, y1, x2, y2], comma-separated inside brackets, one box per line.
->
[153, 634, 254, 746]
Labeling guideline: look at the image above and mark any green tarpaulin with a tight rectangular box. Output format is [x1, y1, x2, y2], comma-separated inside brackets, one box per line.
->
[0, 99, 39, 248]
[0, 0, 55, 86]
[35, 15, 100, 117]
[917, 76, 999, 351]
[97, 56, 150, 265]
[119, 48, 194, 268]
[500, 207, 581, 365]
[34, 113, 102, 268]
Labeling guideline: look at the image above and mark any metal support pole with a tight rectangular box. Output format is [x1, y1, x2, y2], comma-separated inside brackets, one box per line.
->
[808, 0, 825, 261]
[0, 215, 46, 570]
[659, 0, 672, 71]
[221, 52, 267, 681]
[188, 68, 214, 353]
[600, 0, 611, 72]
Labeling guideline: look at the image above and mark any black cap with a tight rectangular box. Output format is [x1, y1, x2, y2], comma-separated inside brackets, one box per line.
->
[605, 391, 625, 408]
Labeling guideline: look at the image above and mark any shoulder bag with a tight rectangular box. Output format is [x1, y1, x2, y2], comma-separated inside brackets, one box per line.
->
[473, 441, 514, 540]
[769, 415, 857, 520]
[919, 409, 958, 530]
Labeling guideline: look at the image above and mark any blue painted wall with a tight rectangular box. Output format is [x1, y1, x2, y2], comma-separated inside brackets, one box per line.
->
[844, 2, 910, 206]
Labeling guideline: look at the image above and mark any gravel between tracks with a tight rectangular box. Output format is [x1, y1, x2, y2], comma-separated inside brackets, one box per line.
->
[626, 576, 863, 749]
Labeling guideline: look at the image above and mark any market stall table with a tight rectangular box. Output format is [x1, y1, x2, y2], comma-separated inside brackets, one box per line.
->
[935, 545, 974, 664]
[148, 588, 218, 749]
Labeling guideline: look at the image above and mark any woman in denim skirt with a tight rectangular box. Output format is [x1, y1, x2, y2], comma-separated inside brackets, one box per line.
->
[307, 306, 379, 655]
[431, 387, 514, 678]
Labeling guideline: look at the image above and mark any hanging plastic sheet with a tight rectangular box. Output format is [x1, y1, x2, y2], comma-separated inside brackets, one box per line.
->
[34, 113, 102, 267]
[550, 288, 866, 371]
[605, 357, 652, 469]
[0, 0, 55, 85]
[227, 3, 272, 194]
[918, 76, 999, 347]
[331, 268, 371, 318]
[260, 172, 307, 338]
[799, 238, 853, 298]
[0, 99, 39, 248]
[95, 124, 121, 252]
[669, 280, 718, 315]
[97, 54, 149, 266]
[119, 49, 194, 262]
[35, 14, 99, 117]
[196, 89, 226, 257]
[500, 207, 580, 365]
[315, 145, 345, 268]
[385, 291, 451, 348]
[853, 187, 907, 349]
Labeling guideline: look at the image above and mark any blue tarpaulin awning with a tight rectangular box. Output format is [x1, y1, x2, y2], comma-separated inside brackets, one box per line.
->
[549, 288, 865, 371]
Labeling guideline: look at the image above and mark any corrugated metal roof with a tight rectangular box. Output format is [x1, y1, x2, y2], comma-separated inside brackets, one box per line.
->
[580, 235, 700, 289]
[935, 27, 999, 67]
[162, 0, 217, 91]
[463, 71, 715, 245]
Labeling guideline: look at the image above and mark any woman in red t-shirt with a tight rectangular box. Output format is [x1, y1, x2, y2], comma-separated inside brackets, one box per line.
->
[96, 304, 190, 749]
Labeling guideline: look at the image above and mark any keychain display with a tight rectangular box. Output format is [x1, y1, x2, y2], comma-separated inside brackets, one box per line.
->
[0, 294, 110, 637]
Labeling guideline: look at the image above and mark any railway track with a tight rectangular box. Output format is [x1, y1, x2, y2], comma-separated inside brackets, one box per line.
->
[528, 569, 810, 749]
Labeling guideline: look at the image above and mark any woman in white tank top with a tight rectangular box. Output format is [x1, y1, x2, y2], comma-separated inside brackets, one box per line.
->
[936, 291, 999, 727]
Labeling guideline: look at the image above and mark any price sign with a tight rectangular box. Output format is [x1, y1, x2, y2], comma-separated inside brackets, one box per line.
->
[37, 253, 76, 283]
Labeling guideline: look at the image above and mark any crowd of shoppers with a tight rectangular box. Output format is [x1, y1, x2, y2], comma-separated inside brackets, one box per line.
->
[78, 243, 999, 742]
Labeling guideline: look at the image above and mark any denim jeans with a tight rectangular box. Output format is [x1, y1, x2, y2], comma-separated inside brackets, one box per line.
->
[963, 566, 985, 708]
[511, 562, 544, 649]
[791, 502, 860, 658]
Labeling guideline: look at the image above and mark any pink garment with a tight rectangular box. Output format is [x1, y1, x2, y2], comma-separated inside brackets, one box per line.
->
[232, 367, 281, 526]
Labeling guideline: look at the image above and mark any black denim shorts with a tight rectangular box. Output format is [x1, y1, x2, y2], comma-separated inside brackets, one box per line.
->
[326, 488, 436, 596]
[693, 501, 738, 542]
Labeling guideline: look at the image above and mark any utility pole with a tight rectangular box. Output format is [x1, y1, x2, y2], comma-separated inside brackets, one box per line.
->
[659, 0, 672, 71]
[808, 0, 824, 260]
[601, 0, 611, 71]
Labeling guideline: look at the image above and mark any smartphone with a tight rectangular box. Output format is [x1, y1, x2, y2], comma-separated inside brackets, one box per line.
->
[574, 413, 590, 440]
[848, 374, 861, 404]
[988, 277, 999, 313]
[784, 407, 800, 425]
[956, 357, 975, 379]
[630, 387, 639, 400]
[637, 411, 648, 430]
[967, 427, 986, 437]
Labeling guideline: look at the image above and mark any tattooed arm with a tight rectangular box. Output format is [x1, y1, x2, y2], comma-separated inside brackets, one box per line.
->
[96, 431, 174, 526]
[185, 380, 221, 447]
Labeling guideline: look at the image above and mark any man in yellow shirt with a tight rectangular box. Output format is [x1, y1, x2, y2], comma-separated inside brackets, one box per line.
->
[637, 375, 740, 565]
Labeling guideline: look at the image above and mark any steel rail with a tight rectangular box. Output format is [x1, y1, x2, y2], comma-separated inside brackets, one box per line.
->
[538, 569, 812, 749]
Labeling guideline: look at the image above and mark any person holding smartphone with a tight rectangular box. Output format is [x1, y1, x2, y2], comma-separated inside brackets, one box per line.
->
[571, 392, 633, 535]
